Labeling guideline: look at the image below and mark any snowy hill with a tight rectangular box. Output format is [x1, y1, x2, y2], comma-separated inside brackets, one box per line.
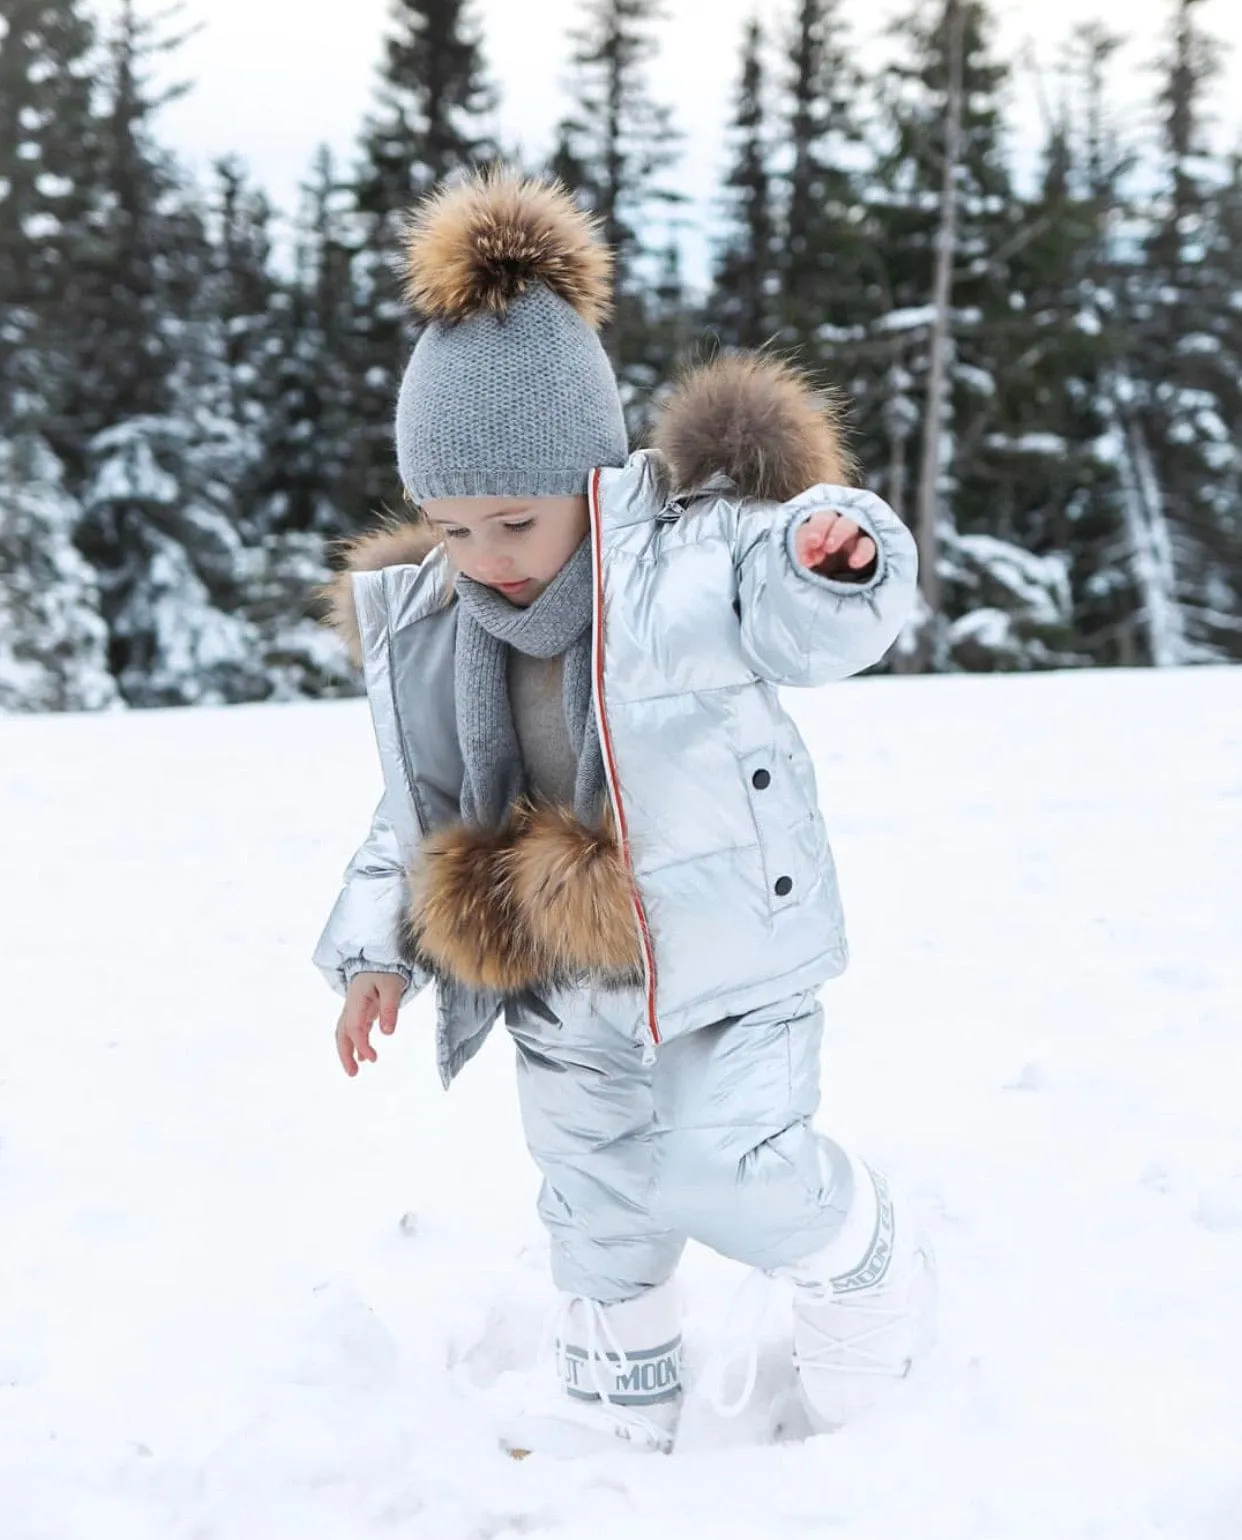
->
[2, 667, 1241, 1539]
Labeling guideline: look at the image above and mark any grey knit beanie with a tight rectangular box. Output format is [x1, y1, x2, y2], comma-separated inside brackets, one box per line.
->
[394, 168, 629, 501]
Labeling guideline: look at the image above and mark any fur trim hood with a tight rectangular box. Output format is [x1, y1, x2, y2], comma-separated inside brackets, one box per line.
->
[318, 517, 442, 670]
[319, 352, 853, 664]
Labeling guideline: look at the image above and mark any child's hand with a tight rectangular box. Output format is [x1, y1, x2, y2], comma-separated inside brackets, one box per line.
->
[794, 512, 878, 581]
[336, 971, 405, 1076]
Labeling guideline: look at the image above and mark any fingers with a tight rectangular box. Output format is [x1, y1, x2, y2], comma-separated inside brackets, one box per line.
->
[821, 515, 857, 555]
[378, 983, 400, 1035]
[795, 516, 834, 567]
[793, 522, 817, 567]
[335, 973, 405, 1076]
[354, 1017, 378, 1064]
[337, 984, 381, 1075]
[795, 514, 875, 576]
[335, 1014, 358, 1077]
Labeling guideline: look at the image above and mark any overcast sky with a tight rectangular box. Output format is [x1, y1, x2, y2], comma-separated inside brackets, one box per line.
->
[105, 0, 1241, 283]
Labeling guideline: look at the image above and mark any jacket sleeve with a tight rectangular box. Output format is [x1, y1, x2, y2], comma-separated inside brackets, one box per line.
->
[312, 790, 429, 1003]
[732, 483, 919, 686]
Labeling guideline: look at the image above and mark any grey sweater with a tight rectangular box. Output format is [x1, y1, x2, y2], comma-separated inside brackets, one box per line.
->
[508, 650, 578, 807]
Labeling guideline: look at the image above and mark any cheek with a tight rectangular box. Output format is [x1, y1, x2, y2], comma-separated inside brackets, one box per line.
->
[444, 545, 481, 581]
[518, 535, 551, 577]
[534, 529, 582, 577]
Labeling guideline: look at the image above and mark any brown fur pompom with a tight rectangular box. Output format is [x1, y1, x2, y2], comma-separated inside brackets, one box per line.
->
[317, 518, 442, 668]
[502, 805, 643, 987]
[405, 819, 537, 994]
[402, 166, 613, 329]
[405, 803, 643, 993]
[652, 354, 856, 503]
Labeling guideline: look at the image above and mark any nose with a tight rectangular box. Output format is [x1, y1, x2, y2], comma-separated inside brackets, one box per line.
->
[472, 531, 518, 585]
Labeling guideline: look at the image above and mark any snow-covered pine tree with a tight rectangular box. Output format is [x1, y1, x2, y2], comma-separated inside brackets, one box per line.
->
[636, 234, 698, 429]
[866, 0, 1057, 670]
[63, 1, 268, 707]
[960, 91, 1122, 670]
[0, 436, 118, 711]
[1114, 0, 1241, 662]
[193, 153, 358, 702]
[77, 415, 252, 706]
[552, 0, 685, 428]
[207, 156, 279, 442]
[777, 0, 873, 353]
[710, 17, 779, 350]
[0, 0, 99, 450]
[255, 146, 359, 540]
[57, 0, 213, 456]
[79, 408, 357, 707]
[1197, 149, 1242, 646]
[349, 0, 497, 528]
[0, 0, 123, 711]
[1033, 22, 1155, 667]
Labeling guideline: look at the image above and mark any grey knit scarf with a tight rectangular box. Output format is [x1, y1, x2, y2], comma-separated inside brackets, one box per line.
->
[453, 537, 606, 829]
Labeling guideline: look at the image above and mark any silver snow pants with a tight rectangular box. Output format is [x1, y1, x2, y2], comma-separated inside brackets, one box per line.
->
[503, 984, 857, 1304]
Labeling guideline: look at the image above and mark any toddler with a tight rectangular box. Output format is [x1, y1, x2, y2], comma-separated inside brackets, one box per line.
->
[315, 168, 932, 1456]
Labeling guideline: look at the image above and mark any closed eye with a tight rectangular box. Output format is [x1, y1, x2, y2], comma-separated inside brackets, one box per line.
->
[441, 518, 533, 539]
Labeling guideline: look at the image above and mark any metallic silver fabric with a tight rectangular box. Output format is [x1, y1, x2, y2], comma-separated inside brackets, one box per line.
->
[504, 983, 857, 1303]
[313, 449, 918, 1087]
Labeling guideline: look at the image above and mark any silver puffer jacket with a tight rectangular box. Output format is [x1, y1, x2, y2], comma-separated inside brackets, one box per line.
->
[314, 360, 918, 1085]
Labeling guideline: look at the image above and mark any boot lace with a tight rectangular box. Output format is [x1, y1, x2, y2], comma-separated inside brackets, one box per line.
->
[696, 1248, 929, 1418]
[545, 1294, 677, 1450]
[792, 1290, 915, 1377]
[695, 1267, 786, 1419]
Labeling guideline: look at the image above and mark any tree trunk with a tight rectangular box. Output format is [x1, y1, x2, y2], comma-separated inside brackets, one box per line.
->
[883, 351, 914, 524]
[1103, 368, 1188, 667]
[913, 0, 966, 623]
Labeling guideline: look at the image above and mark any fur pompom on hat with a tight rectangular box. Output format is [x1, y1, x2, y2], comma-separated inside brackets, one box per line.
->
[652, 353, 856, 504]
[394, 166, 629, 502]
[402, 167, 613, 330]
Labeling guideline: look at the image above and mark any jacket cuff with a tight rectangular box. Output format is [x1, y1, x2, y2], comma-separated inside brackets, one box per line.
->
[341, 956, 414, 991]
[785, 499, 890, 598]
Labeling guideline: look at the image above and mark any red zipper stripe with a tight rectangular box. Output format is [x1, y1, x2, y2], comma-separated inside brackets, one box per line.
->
[588, 467, 660, 1047]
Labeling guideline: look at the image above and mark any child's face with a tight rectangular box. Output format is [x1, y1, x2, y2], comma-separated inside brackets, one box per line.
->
[422, 494, 590, 606]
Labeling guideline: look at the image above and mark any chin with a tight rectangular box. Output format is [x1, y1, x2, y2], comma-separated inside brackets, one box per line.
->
[501, 578, 547, 604]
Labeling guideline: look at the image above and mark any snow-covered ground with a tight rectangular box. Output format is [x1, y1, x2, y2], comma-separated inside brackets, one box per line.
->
[2, 667, 1241, 1539]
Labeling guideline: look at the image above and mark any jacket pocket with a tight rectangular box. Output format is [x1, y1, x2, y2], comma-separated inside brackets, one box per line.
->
[737, 746, 815, 916]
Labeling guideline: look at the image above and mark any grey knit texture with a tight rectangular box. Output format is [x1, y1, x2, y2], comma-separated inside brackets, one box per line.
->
[396, 285, 629, 501]
[510, 654, 579, 807]
[453, 538, 606, 829]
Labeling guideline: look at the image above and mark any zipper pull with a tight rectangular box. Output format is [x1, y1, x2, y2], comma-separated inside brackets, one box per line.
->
[641, 1042, 658, 1068]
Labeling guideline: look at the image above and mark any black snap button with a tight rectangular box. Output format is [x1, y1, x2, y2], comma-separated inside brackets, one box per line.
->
[751, 768, 771, 790]
[774, 875, 793, 896]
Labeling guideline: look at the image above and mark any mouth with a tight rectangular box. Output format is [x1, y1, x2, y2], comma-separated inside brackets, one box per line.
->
[493, 578, 531, 595]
